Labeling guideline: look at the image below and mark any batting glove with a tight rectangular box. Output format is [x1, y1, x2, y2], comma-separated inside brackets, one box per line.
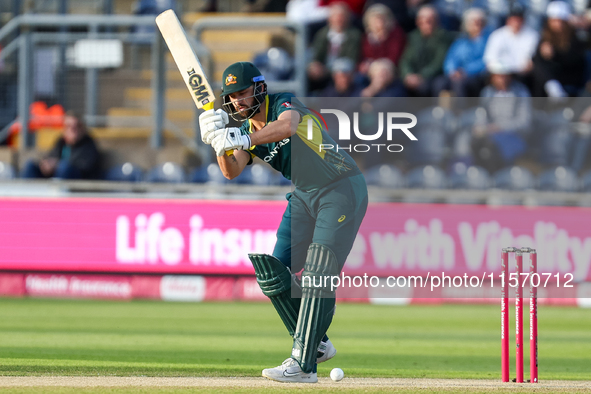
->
[211, 128, 251, 157]
[199, 109, 229, 145]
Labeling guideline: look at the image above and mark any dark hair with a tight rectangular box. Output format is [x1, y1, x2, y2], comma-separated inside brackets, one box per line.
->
[65, 110, 88, 135]
[541, 19, 573, 52]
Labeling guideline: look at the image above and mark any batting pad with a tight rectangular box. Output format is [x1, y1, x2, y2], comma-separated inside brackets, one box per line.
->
[249, 254, 300, 337]
[292, 243, 338, 373]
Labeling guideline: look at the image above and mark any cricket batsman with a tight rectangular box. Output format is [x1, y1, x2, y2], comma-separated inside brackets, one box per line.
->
[199, 62, 368, 383]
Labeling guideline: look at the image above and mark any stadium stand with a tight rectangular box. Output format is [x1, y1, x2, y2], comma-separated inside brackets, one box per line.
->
[105, 162, 145, 182]
[3, 0, 591, 205]
[365, 164, 405, 188]
[537, 165, 579, 191]
[493, 166, 536, 190]
[448, 162, 491, 190]
[191, 163, 228, 184]
[146, 162, 185, 183]
[405, 165, 447, 189]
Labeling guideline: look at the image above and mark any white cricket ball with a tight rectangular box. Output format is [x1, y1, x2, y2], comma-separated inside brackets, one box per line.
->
[330, 367, 344, 381]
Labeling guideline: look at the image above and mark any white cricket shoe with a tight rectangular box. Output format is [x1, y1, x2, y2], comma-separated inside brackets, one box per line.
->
[262, 358, 318, 383]
[317, 339, 337, 363]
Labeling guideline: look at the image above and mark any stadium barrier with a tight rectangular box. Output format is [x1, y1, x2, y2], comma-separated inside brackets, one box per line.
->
[1, 197, 591, 278]
[1, 272, 589, 307]
[1, 197, 591, 306]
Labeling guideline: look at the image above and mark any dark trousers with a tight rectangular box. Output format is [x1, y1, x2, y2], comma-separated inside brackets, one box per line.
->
[471, 132, 526, 174]
[21, 159, 82, 179]
[433, 74, 485, 97]
[273, 174, 368, 273]
[405, 78, 434, 97]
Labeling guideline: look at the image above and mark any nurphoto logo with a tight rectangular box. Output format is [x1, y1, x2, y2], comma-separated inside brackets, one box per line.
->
[308, 110, 418, 153]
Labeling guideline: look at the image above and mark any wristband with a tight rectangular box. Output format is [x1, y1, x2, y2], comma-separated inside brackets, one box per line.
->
[242, 134, 252, 150]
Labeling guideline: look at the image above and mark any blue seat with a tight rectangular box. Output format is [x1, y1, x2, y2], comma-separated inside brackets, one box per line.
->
[406, 123, 449, 166]
[191, 163, 227, 184]
[252, 47, 294, 81]
[146, 162, 185, 183]
[232, 163, 276, 185]
[416, 106, 457, 134]
[232, 166, 253, 184]
[493, 166, 535, 190]
[277, 174, 292, 186]
[537, 166, 579, 192]
[249, 164, 277, 186]
[449, 162, 491, 190]
[365, 164, 404, 188]
[191, 163, 278, 185]
[405, 165, 447, 189]
[581, 170, 591, 192]
[457, 107, 488, 132]
[0, 161, 15, 179]
[538, 110, 575, 167]
[190, 166, 209, 183]
[105, 162, 143, 182]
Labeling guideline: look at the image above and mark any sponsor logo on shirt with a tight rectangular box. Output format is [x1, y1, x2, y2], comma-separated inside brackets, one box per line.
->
[263, 138, 290, 163]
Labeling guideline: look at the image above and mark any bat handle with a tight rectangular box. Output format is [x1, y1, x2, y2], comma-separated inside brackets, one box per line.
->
[203, 102, 214, 111]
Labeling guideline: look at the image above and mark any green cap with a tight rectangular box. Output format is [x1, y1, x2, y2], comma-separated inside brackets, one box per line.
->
[221, 62, 265, 96]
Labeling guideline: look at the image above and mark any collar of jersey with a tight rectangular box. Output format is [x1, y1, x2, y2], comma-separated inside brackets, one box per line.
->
[247, 95, 269, 135]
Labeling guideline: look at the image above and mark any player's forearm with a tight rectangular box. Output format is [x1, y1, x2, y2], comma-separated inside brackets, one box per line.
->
[217, 154, 243, 179]
[250, 119, 294, 146]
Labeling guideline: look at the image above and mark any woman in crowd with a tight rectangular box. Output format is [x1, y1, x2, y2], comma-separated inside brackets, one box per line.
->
[359, 3, 407, 75]
[532, 1, 586, 97]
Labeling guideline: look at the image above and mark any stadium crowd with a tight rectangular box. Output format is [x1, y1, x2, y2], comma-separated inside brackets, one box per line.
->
[285, 0, 591, 193]
[2, 0, 591, 195]
[300, 0, 590, 99]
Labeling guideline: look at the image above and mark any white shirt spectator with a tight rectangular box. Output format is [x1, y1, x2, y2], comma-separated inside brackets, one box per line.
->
[287, 0, 329, 24]
[483, 25, 539, 74]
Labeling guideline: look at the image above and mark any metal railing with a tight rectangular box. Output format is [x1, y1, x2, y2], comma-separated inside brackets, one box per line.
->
[0, 14, 165, 149]
[0, 13, 308, 162]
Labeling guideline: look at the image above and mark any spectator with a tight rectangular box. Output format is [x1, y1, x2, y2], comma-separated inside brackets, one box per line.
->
[483, 5, 539, 77]
[434, 8, 489, 97]
[531, 1, 586, 97]
[364, 0, 414, 32]
[308, 2, 362, 91]
[471, 63, 532, 173]
[359, 4, 406, 75]
[319, 0, 365, 17]
[320, 57, 362, 97]
[242, 0, 288, 12]
[360, 58, 406, 97]
[287, 0, 327, 20]
[399, 5, 455, 96]
[133, 0, 176, 39]
[21, 112, 102, 180]
[133, 0, 175, 15]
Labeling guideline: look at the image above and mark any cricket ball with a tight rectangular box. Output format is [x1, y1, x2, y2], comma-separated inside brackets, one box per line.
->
[330, 367, 344, 381]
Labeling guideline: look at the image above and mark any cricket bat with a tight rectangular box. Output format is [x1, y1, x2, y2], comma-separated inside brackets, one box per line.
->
[155, 9, 215, 111]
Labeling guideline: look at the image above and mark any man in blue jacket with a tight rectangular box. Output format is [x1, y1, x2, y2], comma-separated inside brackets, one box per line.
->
[434, 8, 489, 97]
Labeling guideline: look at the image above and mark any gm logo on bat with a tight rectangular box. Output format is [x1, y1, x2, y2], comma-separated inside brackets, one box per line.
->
[187, 68, 211, 105]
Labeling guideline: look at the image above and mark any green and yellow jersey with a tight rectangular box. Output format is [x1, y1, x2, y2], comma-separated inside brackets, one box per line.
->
[238, 93, 360, 191]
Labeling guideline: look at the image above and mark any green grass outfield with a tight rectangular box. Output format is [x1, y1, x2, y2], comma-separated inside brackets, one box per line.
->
[0, 298, 589, 392]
